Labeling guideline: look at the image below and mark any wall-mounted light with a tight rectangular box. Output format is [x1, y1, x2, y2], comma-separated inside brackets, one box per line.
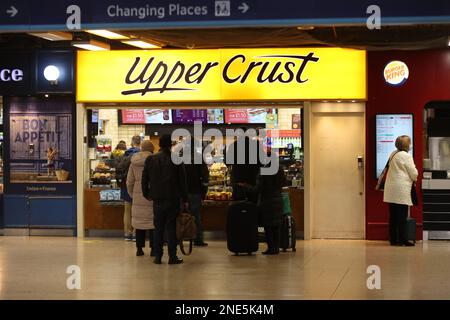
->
[43, 65, 60, 85]
[72, 40, 110, 51]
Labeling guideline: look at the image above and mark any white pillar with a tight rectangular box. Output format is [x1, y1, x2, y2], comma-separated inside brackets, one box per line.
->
[303, 102, 312, 240]
[76, 104, 86, 238]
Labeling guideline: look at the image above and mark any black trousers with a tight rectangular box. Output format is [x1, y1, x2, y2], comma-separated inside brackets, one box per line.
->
[153, 199, 180, 259]
[135, 229, 154, 249]
[264, 225, 280, 251]
[389, 203, 408, 244]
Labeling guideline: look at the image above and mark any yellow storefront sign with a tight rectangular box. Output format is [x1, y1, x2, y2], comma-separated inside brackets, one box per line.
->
[77, 48, 366, 102]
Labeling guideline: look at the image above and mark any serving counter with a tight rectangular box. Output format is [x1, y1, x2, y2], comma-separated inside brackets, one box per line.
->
[84, 188, 124, 230]
[84, 187, 304, 237]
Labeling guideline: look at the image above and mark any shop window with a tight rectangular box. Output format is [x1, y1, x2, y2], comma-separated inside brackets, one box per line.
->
[8, 97, 73, 184]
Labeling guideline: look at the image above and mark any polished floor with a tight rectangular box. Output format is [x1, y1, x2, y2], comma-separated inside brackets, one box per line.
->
[0, 236, 450, 300]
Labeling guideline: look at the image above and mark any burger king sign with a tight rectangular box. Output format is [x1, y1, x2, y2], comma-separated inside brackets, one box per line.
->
[384, 60, 409, 86]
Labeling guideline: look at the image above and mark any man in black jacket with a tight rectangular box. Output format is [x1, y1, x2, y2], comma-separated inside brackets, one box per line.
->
[142, 134, 188, 265]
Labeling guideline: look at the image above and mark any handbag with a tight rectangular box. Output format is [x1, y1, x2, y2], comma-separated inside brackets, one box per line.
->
[375, 151, 399, 191]
[411, 183, 418, 206]
[176, 210, 197, 256]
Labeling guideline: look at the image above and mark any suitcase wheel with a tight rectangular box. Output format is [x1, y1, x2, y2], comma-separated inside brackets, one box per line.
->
[292, 248, 297, 252]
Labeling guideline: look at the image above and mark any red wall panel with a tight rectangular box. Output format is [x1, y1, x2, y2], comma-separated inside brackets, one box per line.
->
[367, 49, 450, 240]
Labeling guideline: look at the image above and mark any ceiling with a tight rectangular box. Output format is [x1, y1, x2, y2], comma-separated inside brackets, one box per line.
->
[1, 24, 450, 51]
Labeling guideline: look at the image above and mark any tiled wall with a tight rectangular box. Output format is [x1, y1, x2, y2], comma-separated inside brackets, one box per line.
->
[98, 109, 145, 149]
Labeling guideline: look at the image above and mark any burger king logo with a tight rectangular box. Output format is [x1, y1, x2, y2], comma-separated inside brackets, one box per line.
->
[384, 60, 409, 86]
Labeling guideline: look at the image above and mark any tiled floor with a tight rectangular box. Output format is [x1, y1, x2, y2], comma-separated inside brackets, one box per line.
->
[1, 236, 450, 300]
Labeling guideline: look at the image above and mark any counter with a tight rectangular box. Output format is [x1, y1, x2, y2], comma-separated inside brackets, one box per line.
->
[84, 187, 304, 237]
[84, 188, 124, 231]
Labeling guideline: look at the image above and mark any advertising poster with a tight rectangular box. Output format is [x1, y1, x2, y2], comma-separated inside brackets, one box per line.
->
[225, 109, 248, 123]
[121, 109, 172, 124]
[376, 114, 413, 177]
[225, 109, 276, 124]
[292, 114, 301, 129]
[6, 96, 76, 195]
[121, 109, 145, 124]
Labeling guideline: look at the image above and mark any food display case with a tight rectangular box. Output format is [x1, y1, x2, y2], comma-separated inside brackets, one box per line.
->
[205, 162, 232, 201]
[89, 159, 116, 188]
[95, 135, 112, 159]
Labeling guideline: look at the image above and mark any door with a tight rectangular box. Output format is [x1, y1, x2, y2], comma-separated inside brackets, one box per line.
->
[311, 103, 365, 239]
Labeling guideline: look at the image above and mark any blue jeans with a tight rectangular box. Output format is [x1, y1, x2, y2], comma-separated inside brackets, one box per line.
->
[188, 194, 203, 243]
[153, 200, 180, 259]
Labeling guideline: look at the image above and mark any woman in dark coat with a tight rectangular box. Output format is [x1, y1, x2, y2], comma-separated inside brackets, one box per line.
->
[240, 164, 286, 255]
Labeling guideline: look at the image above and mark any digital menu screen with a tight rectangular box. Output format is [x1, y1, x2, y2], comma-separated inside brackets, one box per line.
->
[172, 109, 224, 124]
[376, 114, 414, 178]
[121, 109, 172, 124]
[172, 109, 207, 124]
[225, 109, 276, 124]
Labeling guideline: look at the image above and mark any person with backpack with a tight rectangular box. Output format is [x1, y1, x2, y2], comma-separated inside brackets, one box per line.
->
[117, 135, 141, 241]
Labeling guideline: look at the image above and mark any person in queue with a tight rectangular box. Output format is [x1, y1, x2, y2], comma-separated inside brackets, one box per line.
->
[127, 140, 155, 257]
[226, 127, 260, 202]
[142, 134, 188, 265]
[184, 139, 210, 247]
[383, 135, 418, 247]
[238, 154, 287, 255]
[111, 141, 127, 168]
[116, 135, 141, 241]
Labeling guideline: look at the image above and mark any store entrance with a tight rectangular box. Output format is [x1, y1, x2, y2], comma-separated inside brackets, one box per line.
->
[310, 102, 365, 239]
[81, 105, 305, 238]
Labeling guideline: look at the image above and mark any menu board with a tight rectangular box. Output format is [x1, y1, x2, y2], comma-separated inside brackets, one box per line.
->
[207, 109, 224, 124]
[121, 109, 172, 124]
[172, 109, 207, 124]
[225, 109, 276, 124]
[376, 114, 414, 178]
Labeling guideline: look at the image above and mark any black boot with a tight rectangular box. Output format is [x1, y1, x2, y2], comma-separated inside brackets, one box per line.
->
[168, 256, 184, 264]
[136, 247, 144, 256]
[153, 256, 162, 264]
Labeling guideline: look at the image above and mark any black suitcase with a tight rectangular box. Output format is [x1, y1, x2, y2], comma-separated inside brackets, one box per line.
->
[280, 215, 297, 252]
[407, 217, 416, 244]
[227, 201, 259, 255]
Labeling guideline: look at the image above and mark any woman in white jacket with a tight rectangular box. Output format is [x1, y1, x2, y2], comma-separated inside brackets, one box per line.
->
[383, 135, 418, 247]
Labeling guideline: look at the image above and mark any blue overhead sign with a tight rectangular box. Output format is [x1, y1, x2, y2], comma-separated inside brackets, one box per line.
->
[0, 0, 450, 31]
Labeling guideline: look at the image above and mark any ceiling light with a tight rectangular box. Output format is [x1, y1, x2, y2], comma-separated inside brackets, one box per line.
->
[86, 30, 129, 40]
[297, 26, 315, 31]
[43, 65, 60, 83]
[28, 32, 73, 41]
[121, 40, 161, 49]
[72, 40, 110, 51]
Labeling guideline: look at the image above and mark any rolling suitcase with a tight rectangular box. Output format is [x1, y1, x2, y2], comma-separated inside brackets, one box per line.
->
[407, 217, 416, 244]
[280, 215, 297, 252]
[227, 201, 259, 255]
